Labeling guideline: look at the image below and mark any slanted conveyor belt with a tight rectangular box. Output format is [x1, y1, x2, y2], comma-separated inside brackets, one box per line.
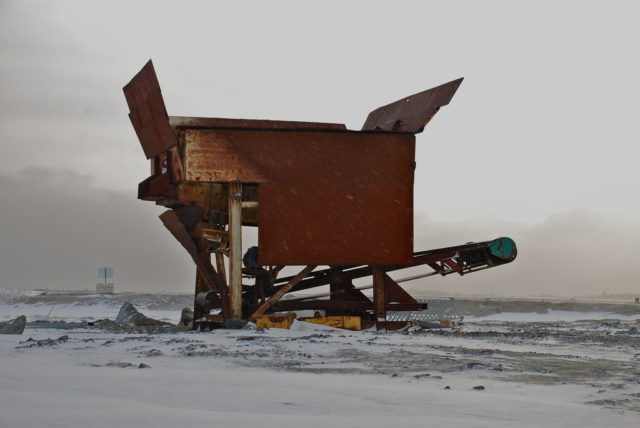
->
[270, 237, 517, 294]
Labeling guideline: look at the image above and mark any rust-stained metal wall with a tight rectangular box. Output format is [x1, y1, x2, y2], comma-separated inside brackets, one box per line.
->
[182, 128, 415, 265]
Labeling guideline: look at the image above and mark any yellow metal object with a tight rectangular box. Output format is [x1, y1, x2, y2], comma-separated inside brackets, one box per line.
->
[299, 316, 362, 331]
[255, 313, 296, 329]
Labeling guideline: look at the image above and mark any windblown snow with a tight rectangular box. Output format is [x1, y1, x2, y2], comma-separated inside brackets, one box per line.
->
[1, 289, 639, 427]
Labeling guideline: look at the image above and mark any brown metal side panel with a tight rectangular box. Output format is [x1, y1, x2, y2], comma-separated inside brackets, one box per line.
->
[183, 129, 415, 265]
[362, 78, 463, 134]
[169, 116, 347, 131]
[259, 183, 413, 265]
[123, 60, 178, 159]
[183, 130, 269, 182]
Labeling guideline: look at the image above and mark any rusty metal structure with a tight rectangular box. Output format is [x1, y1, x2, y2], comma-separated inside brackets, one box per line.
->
[124, 60, 517, 330]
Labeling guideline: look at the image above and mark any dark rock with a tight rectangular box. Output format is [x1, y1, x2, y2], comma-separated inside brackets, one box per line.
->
[0, 315, 26, 334]
[15, 335, 69, 349]
[92, 319, 119, 330]
[115, 302, 169, 327]
[466, 362, 486, 369]
[236, 336, 258, 341]
[179, 307, 194, 326]
[141, 349, 163, 357]
[414, 373, 431, 379]
[473, 385, 485, 390]
[106, 362, 135, 368]
[138, 363, 151, 369]
[444, 386, 451, 390]
[224, 318, 248, 329]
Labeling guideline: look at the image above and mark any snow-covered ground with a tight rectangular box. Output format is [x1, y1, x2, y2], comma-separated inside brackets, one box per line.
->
[0, 288, 189, 324]
[1, 289, 639, 427]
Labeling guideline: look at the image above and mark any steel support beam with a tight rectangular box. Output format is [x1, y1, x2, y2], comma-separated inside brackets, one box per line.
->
[372, 266, 386, 330]
[215, 251, 228, 288]
[249, 264, 317, 321]
[228, 182, 243, 318]
[159, 210, 222, 292]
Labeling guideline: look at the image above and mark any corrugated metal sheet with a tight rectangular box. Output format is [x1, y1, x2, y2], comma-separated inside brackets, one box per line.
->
[123, 60, 178, 158]
[362, 78, 463, 133]
[183, 128, 415, 265]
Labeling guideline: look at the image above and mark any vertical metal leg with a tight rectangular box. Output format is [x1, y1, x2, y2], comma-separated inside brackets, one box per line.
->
[195, 253, 211, 294]
[215, 251, 228, 289]
[193, 267, 206, 330]
[228, 182, 243, 319]
[372, 266, 386, 331]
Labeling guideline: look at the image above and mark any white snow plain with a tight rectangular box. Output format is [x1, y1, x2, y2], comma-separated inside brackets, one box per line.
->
[1, 289, 639, 427]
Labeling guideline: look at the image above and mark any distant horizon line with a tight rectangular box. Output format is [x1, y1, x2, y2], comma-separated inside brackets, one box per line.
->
[1, 286, 638, 302]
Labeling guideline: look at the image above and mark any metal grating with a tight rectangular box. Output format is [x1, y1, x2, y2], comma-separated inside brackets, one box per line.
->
[386, 298, 462, 322]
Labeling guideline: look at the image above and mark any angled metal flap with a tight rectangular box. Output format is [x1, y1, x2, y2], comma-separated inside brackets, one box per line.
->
[362, 78, 463, 134]
[123, 60, 178, 159]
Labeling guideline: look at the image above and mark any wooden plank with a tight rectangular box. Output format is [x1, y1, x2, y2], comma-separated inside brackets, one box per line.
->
[249, 265, 317, 321]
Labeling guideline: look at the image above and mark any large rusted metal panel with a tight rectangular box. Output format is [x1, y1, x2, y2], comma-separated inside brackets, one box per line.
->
[183, 128, 415, 265]
[123, 60, 178, 158]
[362, 78, 463, 133]
[169, 116, 347, 131]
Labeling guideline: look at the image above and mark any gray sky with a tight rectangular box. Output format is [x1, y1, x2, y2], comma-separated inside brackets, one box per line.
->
[1, 0, 639, 296]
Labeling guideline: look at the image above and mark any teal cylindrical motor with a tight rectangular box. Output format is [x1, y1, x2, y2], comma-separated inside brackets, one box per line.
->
[488, 237, 517, 261]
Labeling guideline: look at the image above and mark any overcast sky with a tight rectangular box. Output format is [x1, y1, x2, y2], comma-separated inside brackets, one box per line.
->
[1, 1, 638, 296]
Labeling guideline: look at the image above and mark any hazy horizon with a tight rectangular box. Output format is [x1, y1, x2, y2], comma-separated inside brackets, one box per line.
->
[1, 1, 638, 297]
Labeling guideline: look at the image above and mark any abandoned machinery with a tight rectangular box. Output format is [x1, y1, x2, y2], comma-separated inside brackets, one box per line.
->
[124, 60, 517, 331]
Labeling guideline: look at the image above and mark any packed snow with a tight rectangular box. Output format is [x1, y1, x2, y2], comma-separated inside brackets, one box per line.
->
[1, 289, 639, 427]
